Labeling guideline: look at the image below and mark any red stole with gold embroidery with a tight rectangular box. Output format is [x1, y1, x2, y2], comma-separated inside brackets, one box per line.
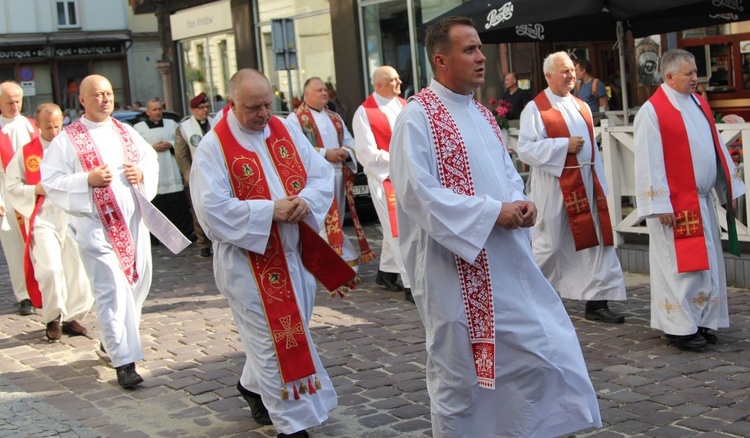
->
[215, 115, 356, 398]
[0, 117, 38, 170]
[294, 103, 375, 264]
[65, 118, 140, 285]
[533, 92, 614, 251]
[650, 87, 738, 272]
[362, 94, 405, 238]
[412, 88, 497, 390]
[21, 137, 44, 307]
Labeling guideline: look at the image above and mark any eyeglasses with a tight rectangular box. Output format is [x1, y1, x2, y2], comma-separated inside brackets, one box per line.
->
[196, 104, 210, 110]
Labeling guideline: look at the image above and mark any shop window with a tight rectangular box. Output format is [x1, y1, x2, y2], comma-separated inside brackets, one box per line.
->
[57, 0, 79, 28]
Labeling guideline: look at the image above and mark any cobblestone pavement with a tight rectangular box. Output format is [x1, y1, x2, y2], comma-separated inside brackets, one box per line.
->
[1, 221, 749, 437]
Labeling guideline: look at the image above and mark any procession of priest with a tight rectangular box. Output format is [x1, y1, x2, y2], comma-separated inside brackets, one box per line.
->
[1, 14, 745, 438]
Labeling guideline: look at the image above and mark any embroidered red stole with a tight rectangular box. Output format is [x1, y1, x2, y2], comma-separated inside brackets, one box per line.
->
[363, 94, 406, 238]
[20, 137, 44, 307]
[215, 115, 356, 398]
[412, 88, 497, 390]
[650, 87, 739, 272]
[533, 92, 614, 251]
[65, 118, 140, 285]
[294, 103, 375, 264]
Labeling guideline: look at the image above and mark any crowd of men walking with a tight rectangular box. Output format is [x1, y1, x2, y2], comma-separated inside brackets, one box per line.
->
[0, 14, 744, 438]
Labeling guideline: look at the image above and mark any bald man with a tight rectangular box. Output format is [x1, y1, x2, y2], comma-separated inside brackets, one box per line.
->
[287, 77, 375, 272]
[5, 103, 93, 341]
[41, 75, 159, 388]
[191, 68, 339, 437]
[352, 66, 412, 302]
[0, 81, 38, 315]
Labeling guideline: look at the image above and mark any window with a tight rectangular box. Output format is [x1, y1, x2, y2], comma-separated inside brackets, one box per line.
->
[57, 0, 78, 28]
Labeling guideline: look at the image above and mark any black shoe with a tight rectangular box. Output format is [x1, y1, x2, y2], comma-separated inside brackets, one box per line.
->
[62, 320, 88, 337]
[278, 431, 309, 438]
[404, 287, 414, 303]
[200, 248, 213, 258]
[237, 382, 272, 425]
[698, 327, 718, 344]
[375, 270, 403, 291]
[584, 307, 625, 324]
[46, 317, 62, 341]
[18, 299, 35, 316]
[668, 333, 707, 351]
[115, 363, 143, 388]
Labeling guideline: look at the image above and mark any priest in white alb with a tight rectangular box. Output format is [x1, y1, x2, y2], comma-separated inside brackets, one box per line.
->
[191, 69, 347, 438]
[634, 49, 745, 351]
[517, 51, 627, 323]
[41, 75, 159, 388]
[389, 17, 601, 437]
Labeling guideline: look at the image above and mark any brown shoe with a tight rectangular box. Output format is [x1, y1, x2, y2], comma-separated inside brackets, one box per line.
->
[46, 318, 62, 341]
[62, 320, 88, 336]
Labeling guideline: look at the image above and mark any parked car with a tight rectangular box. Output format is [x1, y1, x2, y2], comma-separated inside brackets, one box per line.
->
[111, 110, 183, 126]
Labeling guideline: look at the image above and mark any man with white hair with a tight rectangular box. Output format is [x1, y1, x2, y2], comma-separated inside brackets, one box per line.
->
[634, 49, 745, 351]
[0, 81, 38, 316]
[517, 51, 627, 323]
[5, 103, 93, 341]
[352, 66, 412, 301]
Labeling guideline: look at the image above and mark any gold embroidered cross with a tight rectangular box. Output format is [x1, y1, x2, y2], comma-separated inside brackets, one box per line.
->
[273, 315, 304, 349]
[691, 291, 710, 307]
[659, 298, 678, 315]
[565, 191, 589, 214]
[675, 210, 701, 237]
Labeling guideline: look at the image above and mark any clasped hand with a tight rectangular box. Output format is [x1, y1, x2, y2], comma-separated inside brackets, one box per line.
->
[273, 195, 310, 224]
[497, 200, 537, 230]
[88, 163, 142, 187]
[324, 148, 349, 163]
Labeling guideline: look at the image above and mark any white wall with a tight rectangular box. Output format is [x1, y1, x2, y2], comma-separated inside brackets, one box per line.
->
[0, 0, 127, 34]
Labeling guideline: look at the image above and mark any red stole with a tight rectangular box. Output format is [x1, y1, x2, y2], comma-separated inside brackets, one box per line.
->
[65, 118, 140, 285]
[0, 117, 38, 170]
[214, 115, 356, 398]
[649, 87, 739, 272]
[294, 103, 376, 264]
[533, 92, 614, 251]
[20, 137, 44, 307]
[362, 94, 406, 238]
[413, 88, 497, 390]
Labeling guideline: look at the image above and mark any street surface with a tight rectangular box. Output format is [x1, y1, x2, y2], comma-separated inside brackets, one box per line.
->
[1, 219, 749, 437]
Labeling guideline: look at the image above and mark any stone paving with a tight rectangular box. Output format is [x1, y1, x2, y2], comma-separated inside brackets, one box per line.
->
[1, 221, 749, 437]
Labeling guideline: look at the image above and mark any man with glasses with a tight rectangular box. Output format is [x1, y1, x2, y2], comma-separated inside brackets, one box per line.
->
[174, 92, 214, 257]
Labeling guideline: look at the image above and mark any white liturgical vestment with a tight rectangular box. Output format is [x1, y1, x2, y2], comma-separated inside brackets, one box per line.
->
[634, 83, 745, 335]
[390, 80, 601, 437]
[352, 93, 409, 285]
[190, 111, 337, 435]
[41, 116, 158, 368]
[517, 88, 626, 301]
[6, 137, 94, 324]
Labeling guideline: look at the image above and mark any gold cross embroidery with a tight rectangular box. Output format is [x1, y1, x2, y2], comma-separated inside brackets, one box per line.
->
[675, 210, 701, 237]
[273, 315, 304, 349]
[691, 291, 710, 307]
[565, 191, 589, 214]
[658, 298, 678, 315]
[637, 185, 667, 201]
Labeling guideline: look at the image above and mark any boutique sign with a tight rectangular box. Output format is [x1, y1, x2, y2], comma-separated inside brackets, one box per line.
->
[54, 44, 123, 57]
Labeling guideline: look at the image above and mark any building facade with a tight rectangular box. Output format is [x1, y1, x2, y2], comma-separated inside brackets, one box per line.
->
[0, 0, 160, 112]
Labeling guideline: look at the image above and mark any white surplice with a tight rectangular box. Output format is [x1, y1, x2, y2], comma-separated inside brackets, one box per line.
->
[5, 138, 94, 324]
[133, 119, 183, 194]
[517, 88, 626, 301]
[0, 114, 34, 302]
[352, 93, 409, 286]
[286, 109, 359, 268]
[41, 117, 158, 368]
[634, 84, 745, 335]
[390, 80, 601, 438]
[190, 111, 337, 435]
